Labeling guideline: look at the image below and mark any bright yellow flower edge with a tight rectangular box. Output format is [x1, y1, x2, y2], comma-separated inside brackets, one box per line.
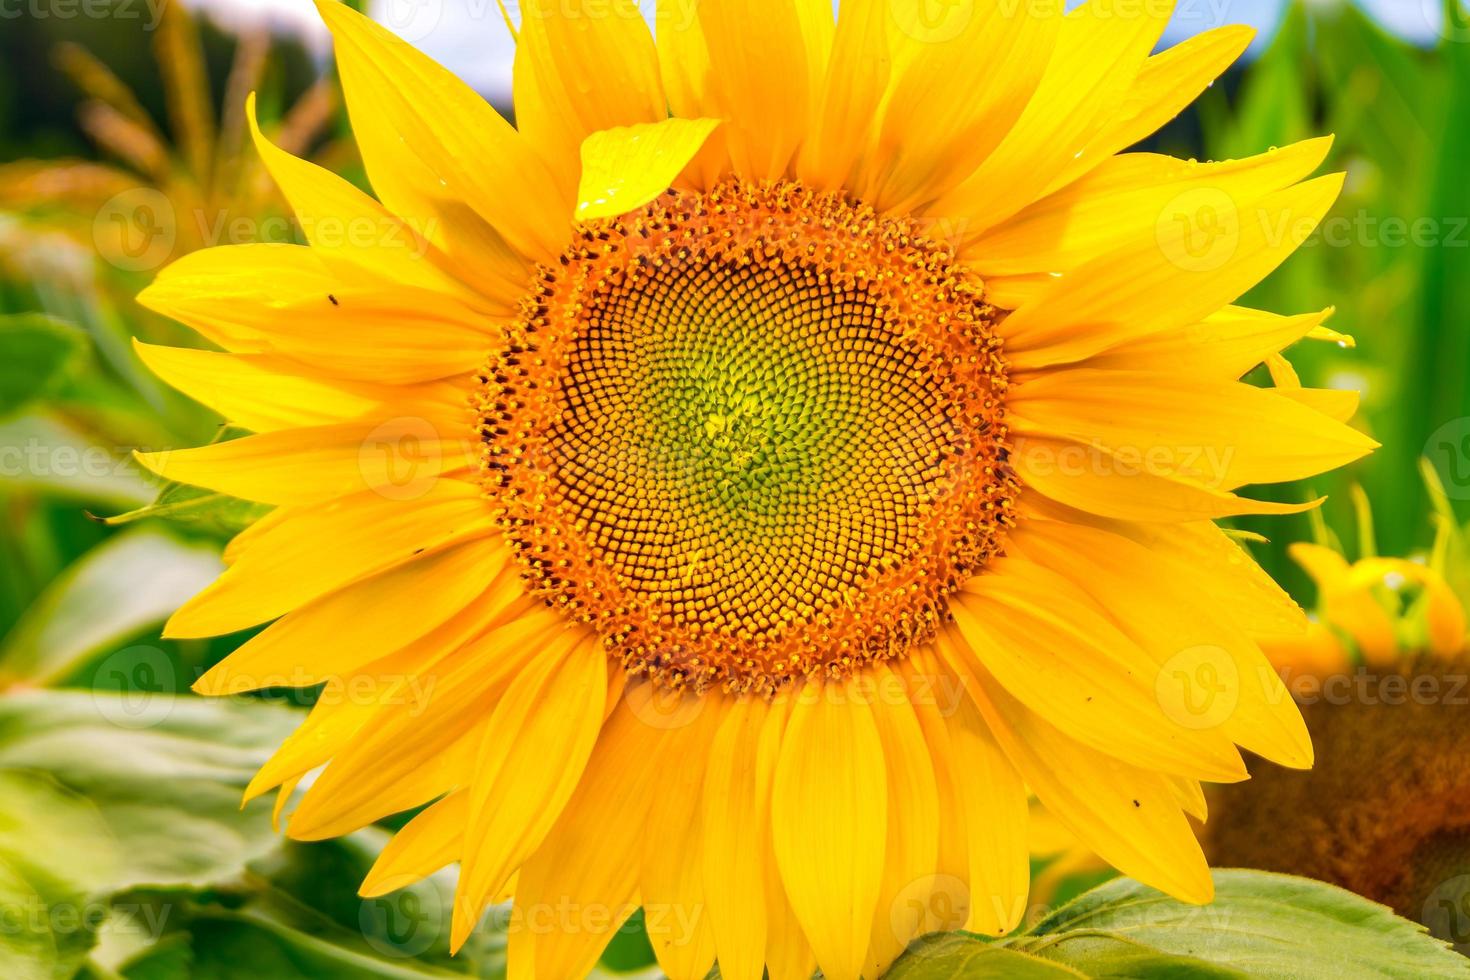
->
[130, 2, 1378, 978]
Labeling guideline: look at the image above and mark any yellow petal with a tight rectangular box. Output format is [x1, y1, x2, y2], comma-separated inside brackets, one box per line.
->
[770, 678, 886, 980]
[314, 0, 565, 269]
[701, 699, 773, 980]
[513, 0, 667, 195]
[1046, 24, 1256, 194]
[360, 791, 468, 898]
[1001, 174, 1345, 369]
[1009, 369, 1378, 490]
[509, 685, 677, 980]
[244, 91, 482, 302]
[970, 138, 1332, 281]
[694, 0, 820, 179]
[452, 630, 609, 952]
[864, 667, 940, 974]
[1084, 513, 1312, 637]
[946, 644, 1215, 906]
[927, 0, 1169, 229]
[139, 244, 502, 382]
[190, 539, 514, 689]
[1259, 621, 1352, 679]
[135, 341, 385, 433]
[864, 0, 1060, 212]
[1082, 306, 1334, 380]
[168, 481, 494, 638]
[577, 118, 721, 221]
[1010, 517, 1314, 769]
[1012, 434, 1326, 522]
[287, 609, 568, 840]
[795, 0, 878, 191]
[136, 418, 477, 507]
[895, 652, 974, 936]
[1275, 386, 1361, 424]
[639, 702, 721, 980]
[239, 592, 523, 801]
[929, 653, 1028, 937]
[951, 558, 1248, 782]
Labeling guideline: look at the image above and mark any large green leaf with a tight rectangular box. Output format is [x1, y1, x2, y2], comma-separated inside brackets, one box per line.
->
[886, 871, 1470, 979]
[0, 691, 301, 892]
[0, 415, 156, 509]
[0, 315, 86, 420]
[884, 937, 1090, 979]
[113, 833, 505, 980]
[0, 771, 114, 980]
[0, 528, 222, 686]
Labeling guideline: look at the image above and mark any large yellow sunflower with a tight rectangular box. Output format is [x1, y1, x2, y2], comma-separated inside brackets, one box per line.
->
[134, 1, 1376, 977]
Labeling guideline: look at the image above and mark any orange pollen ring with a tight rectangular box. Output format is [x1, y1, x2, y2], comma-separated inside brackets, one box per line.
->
[476, 178, 1016, 695]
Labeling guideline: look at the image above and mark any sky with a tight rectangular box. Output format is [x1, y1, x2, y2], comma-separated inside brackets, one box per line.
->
[184, 0, 1458, 100]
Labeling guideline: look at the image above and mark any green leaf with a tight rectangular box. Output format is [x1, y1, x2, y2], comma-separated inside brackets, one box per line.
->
[886, 871, 1470, 979]
[0, 853, 96, 980]
[1010, 870, 1470, 980]
[0, 315, 87, 420]
[115, 833, 507, 980]
[100, 426, 271, 537]
[0, 771, 114, 980]
[100, 482, 272, 537]
[0, 528, 222, 686]
[884, 936, 1083, 979]
[0, 690, 302, 892]
[0, 415, 156, 509]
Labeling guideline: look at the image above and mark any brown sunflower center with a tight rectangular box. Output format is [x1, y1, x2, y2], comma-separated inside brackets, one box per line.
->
[1205, 656, 1470, 946]
[476, 179, 1014, 694]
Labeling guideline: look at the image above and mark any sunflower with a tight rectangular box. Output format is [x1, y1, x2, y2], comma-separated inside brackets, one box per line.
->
[134, 1, 1376, 977]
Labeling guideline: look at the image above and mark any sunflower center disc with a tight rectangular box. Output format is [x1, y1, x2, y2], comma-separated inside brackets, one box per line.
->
[478, 179, 1015, 694]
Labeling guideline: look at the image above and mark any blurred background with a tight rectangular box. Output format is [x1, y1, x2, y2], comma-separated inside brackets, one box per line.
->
[1, 0, 1469, 976]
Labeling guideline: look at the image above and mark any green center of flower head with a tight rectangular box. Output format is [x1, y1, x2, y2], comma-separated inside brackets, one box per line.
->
[477, 179, 1016, 695]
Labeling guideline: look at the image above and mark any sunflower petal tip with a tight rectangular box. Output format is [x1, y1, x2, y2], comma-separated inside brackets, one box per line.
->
[576, 118, 720, 222]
